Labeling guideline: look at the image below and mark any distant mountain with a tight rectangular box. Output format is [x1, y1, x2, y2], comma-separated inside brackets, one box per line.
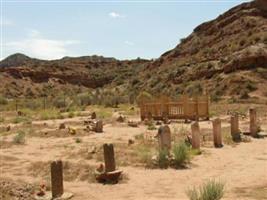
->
[0, 0, 266, 100]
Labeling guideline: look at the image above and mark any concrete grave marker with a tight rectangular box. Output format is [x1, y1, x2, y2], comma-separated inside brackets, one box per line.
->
[191, 122, 200, 149]
[157, 125, 171, 152]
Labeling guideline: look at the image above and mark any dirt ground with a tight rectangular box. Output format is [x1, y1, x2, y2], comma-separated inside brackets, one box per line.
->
[0, 105, 267, 200]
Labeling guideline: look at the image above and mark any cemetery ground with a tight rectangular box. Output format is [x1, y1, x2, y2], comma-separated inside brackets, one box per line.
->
[0, 103, 267, 200]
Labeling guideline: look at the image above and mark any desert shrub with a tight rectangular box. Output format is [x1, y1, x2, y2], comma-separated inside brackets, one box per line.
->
[53, 97, 66, 108]
[172, 142, 190, 168]
[13, 131, 26, 144]
[77, 93, 92, 106]
[186, 81, 203, 96]
[68, 111, 75, 118]
[12, 116, 31, 124]
[136, 91, 153, 105]
[136, 145, 154, 166]
[158, 149, 169, 169]
[0, 117, 4, 123]
[0, 96, 8, 105]
[186, 179, 225, 200]
[75, 138, 82, 143]
[39, 109, 61, 120]
[147, 122, 157, 130]
[239, 90, 249, 99]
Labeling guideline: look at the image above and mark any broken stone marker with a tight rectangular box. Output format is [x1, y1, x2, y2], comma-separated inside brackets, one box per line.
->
[191, 122, 200, 149]
[249, 108, 258, 137]
[157, 125, 171, 152]
[95, 144, 122, 183]
[231, 114, 241, 142]
[212, 118, 223, 148]
[51, 160, 63, 198]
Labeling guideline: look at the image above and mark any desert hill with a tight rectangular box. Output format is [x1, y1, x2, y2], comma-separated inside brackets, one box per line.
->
[0, 0, 266, 101]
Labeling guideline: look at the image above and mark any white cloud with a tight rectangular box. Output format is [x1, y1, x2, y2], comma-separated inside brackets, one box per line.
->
[5, 30, 80, 60]
[109, 12, 125, 18]
[0, 19, 14, 26]
[124, 40, 134, 46]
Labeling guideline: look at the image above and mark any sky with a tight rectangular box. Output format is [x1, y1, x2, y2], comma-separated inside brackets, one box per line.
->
[1, 0, 250, 60]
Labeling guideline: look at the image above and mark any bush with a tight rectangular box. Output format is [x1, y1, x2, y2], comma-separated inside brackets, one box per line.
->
[136, 91, 153, 105]
[12, 116, 31, 124]
[172, 142, 190, 168]
[13, 131, 26, 144]
[0, 96, 8, 105]
[68, 112, 75, 118]
[186, 179, 225, 200]
[158, 149, 169, 169]
[39, 109, 61, 120]
[75, 138, 82, 143]
[77, 93, 92, 106]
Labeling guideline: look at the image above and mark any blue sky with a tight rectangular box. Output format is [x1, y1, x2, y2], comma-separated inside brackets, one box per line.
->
[1, 0, 250, 60]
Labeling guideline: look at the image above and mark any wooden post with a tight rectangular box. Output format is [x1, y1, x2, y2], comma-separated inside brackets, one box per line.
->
[15, 98, 18, 111]
[212, 118, 223, 148]
[195, 96, 199, 121]
[249, 108, 258, 137]
[183, 95, 189, 122]
[231, 114, 241, 141]
[191, 122, 200, 149]
[51, 160, 63, 198]
[103, 144, 116, 172]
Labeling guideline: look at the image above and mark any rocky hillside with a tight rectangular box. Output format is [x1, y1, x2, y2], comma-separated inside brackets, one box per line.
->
[138, 0, 267, 100]
[0, 0, 266, 100]
[0, 53, 149, 97]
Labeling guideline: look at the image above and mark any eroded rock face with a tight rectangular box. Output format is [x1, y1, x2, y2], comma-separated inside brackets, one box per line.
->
[255, 0, 267, 11]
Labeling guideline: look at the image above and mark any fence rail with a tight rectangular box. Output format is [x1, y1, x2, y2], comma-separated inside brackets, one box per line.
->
[139, 95, 209, 121]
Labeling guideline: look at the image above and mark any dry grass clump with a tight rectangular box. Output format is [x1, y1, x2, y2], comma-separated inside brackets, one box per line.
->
[186, 179, 225, 200]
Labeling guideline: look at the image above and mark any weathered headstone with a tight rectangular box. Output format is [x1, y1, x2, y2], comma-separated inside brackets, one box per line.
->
[157, 125, 171, 152]
[103, 143, 116, 172]
[212, 118, 223, 148]
[51, 160, 63, 198]
[249, 108, 258, 137]
[231, 114, 241, 141]
[191, 122, 200, 149]
[91, 112, 96, 119]
[95, 120, 103, 133]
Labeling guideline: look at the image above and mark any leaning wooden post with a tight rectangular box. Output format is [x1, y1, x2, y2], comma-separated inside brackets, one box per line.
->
[103, 144, 116, 173]
[51, 160, 64, 198]
[249, 108, 258, 137]
[231, 114, 241, 141]
[191, 122, 200, 149]
[212, 118, 223, 148]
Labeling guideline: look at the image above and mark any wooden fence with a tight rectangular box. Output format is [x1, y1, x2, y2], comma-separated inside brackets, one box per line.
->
[139, 95, 209, 121]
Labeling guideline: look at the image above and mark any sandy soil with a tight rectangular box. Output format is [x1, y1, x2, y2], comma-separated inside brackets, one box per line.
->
[0, 113, 267, 200]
